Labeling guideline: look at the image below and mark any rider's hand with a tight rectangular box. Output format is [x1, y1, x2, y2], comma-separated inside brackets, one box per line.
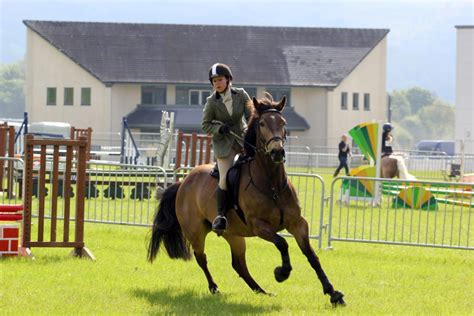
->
[219, 124, 231, 134]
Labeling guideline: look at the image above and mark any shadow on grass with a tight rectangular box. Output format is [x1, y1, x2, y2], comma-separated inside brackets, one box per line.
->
[132, 287, 281, 315]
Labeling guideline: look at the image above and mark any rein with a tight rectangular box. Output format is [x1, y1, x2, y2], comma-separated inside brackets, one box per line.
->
[245, 158, 288, 228]
[246, 159, 289, 201]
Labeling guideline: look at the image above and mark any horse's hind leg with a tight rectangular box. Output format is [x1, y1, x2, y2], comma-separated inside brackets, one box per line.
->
[254, 220, 292, 283]
[288, 217, 345, 306]
[223, 235, 266, 294]
[183, 220, 219, 294]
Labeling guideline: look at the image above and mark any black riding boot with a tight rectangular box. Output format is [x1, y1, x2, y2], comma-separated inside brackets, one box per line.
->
[212, 188, 228, 232]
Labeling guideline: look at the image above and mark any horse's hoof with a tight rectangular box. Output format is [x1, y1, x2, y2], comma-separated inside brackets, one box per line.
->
[213, 229, 225, 237]
[254, 288, 272, 296]
[330, 291, 346, 307]
[209, 285, 220, 294]
[274, 266, 291, 283]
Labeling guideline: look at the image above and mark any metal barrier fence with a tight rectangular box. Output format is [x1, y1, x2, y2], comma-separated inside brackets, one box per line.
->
[328, 176, 473, 250]
[284, 150, 474, 180]
[83, 161, 168, 226]
[3, 154, 474, 251]
[284, 172, 326, 249]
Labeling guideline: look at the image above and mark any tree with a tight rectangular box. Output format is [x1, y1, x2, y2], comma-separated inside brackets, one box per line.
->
[0, 61, 25, 118]
[418, 100, 455, 140]
[393, 125, 414, 149]
[405, 87, 436, 114]
[389, 87, 452, 150]
[390, 90, 411, 121]
[399, 115, 426, 140]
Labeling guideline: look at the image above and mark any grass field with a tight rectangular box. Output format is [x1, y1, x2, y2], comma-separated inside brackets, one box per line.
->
[1, 221, 473, 315]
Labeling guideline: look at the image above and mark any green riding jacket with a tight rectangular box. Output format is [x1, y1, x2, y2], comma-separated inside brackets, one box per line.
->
[202, 87, 253, 158]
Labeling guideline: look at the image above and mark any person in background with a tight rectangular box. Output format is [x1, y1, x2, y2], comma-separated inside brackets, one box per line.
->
[382, 123, 394, 158]
[201, 63, 253, 233]
[334, 134, 351, 177]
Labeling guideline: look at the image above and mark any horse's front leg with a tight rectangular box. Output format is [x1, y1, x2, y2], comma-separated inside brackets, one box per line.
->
[223, 234, 267, 294]
[287, 217, 345, 306]
[253, 219, 292, 282]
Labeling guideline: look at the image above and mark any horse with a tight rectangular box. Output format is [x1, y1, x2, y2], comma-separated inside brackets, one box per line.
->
[381, 154, 416, 180]
[148, 94, 345, 306]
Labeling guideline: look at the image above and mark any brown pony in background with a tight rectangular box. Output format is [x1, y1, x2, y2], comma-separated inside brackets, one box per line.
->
[148, 94, 345, 306]
[381, 155, 416, 180]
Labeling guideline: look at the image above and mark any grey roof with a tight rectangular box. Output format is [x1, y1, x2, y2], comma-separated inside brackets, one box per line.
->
[24, 20, 389, 87]
[126, 104, 310, 132]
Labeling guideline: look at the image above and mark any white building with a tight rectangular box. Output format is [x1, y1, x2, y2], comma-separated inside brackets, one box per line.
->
[455, 25, 474, 154]
[25, 20, 390, 146]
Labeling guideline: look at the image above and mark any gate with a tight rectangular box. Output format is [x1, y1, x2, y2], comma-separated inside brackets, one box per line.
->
[21, 134, 94, 258]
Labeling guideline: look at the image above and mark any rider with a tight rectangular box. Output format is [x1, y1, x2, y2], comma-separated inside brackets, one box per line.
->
[382, 123, 394, 158]
[202, 63, 253, 233]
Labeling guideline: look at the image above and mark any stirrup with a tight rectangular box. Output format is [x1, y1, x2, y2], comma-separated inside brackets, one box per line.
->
[212, 215, 228, 232]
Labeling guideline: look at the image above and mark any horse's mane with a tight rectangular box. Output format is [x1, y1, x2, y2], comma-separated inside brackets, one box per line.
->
[244, 94, 280, 157]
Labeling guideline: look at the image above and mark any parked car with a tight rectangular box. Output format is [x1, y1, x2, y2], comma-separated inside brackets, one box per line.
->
[416, 140, 455, 156]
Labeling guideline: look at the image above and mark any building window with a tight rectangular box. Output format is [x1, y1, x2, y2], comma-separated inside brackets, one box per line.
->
[265, 87, 291, 106]
[189, 89, 211, 105]
[141, 85, 166, 104]
[341, 92, 348, 110]
[353, 93, 359, 110]
[176, 85, 211, 105]
[81, 88, 91, 106]
[64, 87, 74, 106]
[46, 87, 56, 106]
[364, 93, 370, 111]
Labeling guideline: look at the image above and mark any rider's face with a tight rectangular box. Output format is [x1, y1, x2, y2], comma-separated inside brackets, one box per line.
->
[212, 76, 227, 93]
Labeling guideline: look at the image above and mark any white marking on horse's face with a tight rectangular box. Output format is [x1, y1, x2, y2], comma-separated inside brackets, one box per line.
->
[270, 115, 276, 121]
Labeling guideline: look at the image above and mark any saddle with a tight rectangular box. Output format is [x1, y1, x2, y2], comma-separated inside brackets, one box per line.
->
[210, 155, 251, 224]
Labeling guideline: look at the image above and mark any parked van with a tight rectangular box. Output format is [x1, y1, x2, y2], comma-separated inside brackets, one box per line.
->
[416, 140, 455, 156]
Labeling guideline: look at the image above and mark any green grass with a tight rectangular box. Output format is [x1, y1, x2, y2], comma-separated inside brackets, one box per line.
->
[1, 222, 473, 315]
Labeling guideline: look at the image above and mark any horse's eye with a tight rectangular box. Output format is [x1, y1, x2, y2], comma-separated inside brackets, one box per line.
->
[259, 122, 265, 127]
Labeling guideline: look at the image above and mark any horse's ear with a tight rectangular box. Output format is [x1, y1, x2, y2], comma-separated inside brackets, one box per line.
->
[275, 95, 287, 112]
[252, 96, 259, 109]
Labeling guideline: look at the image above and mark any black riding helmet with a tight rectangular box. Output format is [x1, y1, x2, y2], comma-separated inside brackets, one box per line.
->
[383, 123, 394, 133]
[208, 63, 233, 83]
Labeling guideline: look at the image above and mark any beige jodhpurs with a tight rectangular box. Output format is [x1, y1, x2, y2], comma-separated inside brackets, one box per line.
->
[217, 149, 238, 190]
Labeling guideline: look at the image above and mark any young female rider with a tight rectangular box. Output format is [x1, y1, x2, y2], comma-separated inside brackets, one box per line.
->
[201, 63, 253, 232]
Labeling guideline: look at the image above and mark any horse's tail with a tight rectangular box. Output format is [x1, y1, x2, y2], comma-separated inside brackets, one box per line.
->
[147, 182, 192, 262]
[395, 156, 416, 180]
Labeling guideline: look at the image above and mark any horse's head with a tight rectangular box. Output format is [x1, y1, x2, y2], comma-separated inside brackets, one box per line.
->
[249, 93, 287, 164]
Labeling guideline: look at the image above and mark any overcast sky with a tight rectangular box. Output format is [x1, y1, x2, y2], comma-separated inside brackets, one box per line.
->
[1, 0, 473, 101]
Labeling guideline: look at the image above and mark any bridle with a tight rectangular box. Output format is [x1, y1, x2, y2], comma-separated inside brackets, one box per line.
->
[257, 109, 287, 154]
[246, 108, 289, 223]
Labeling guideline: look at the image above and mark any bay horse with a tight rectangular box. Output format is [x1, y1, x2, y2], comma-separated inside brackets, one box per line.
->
[148, 95, 345, 306]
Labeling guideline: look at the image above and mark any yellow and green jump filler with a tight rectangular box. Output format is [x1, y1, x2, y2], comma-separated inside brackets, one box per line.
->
[391, 186, 438, 211]
[341, 165, 376, 197]
[348, 122, 379, 162]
